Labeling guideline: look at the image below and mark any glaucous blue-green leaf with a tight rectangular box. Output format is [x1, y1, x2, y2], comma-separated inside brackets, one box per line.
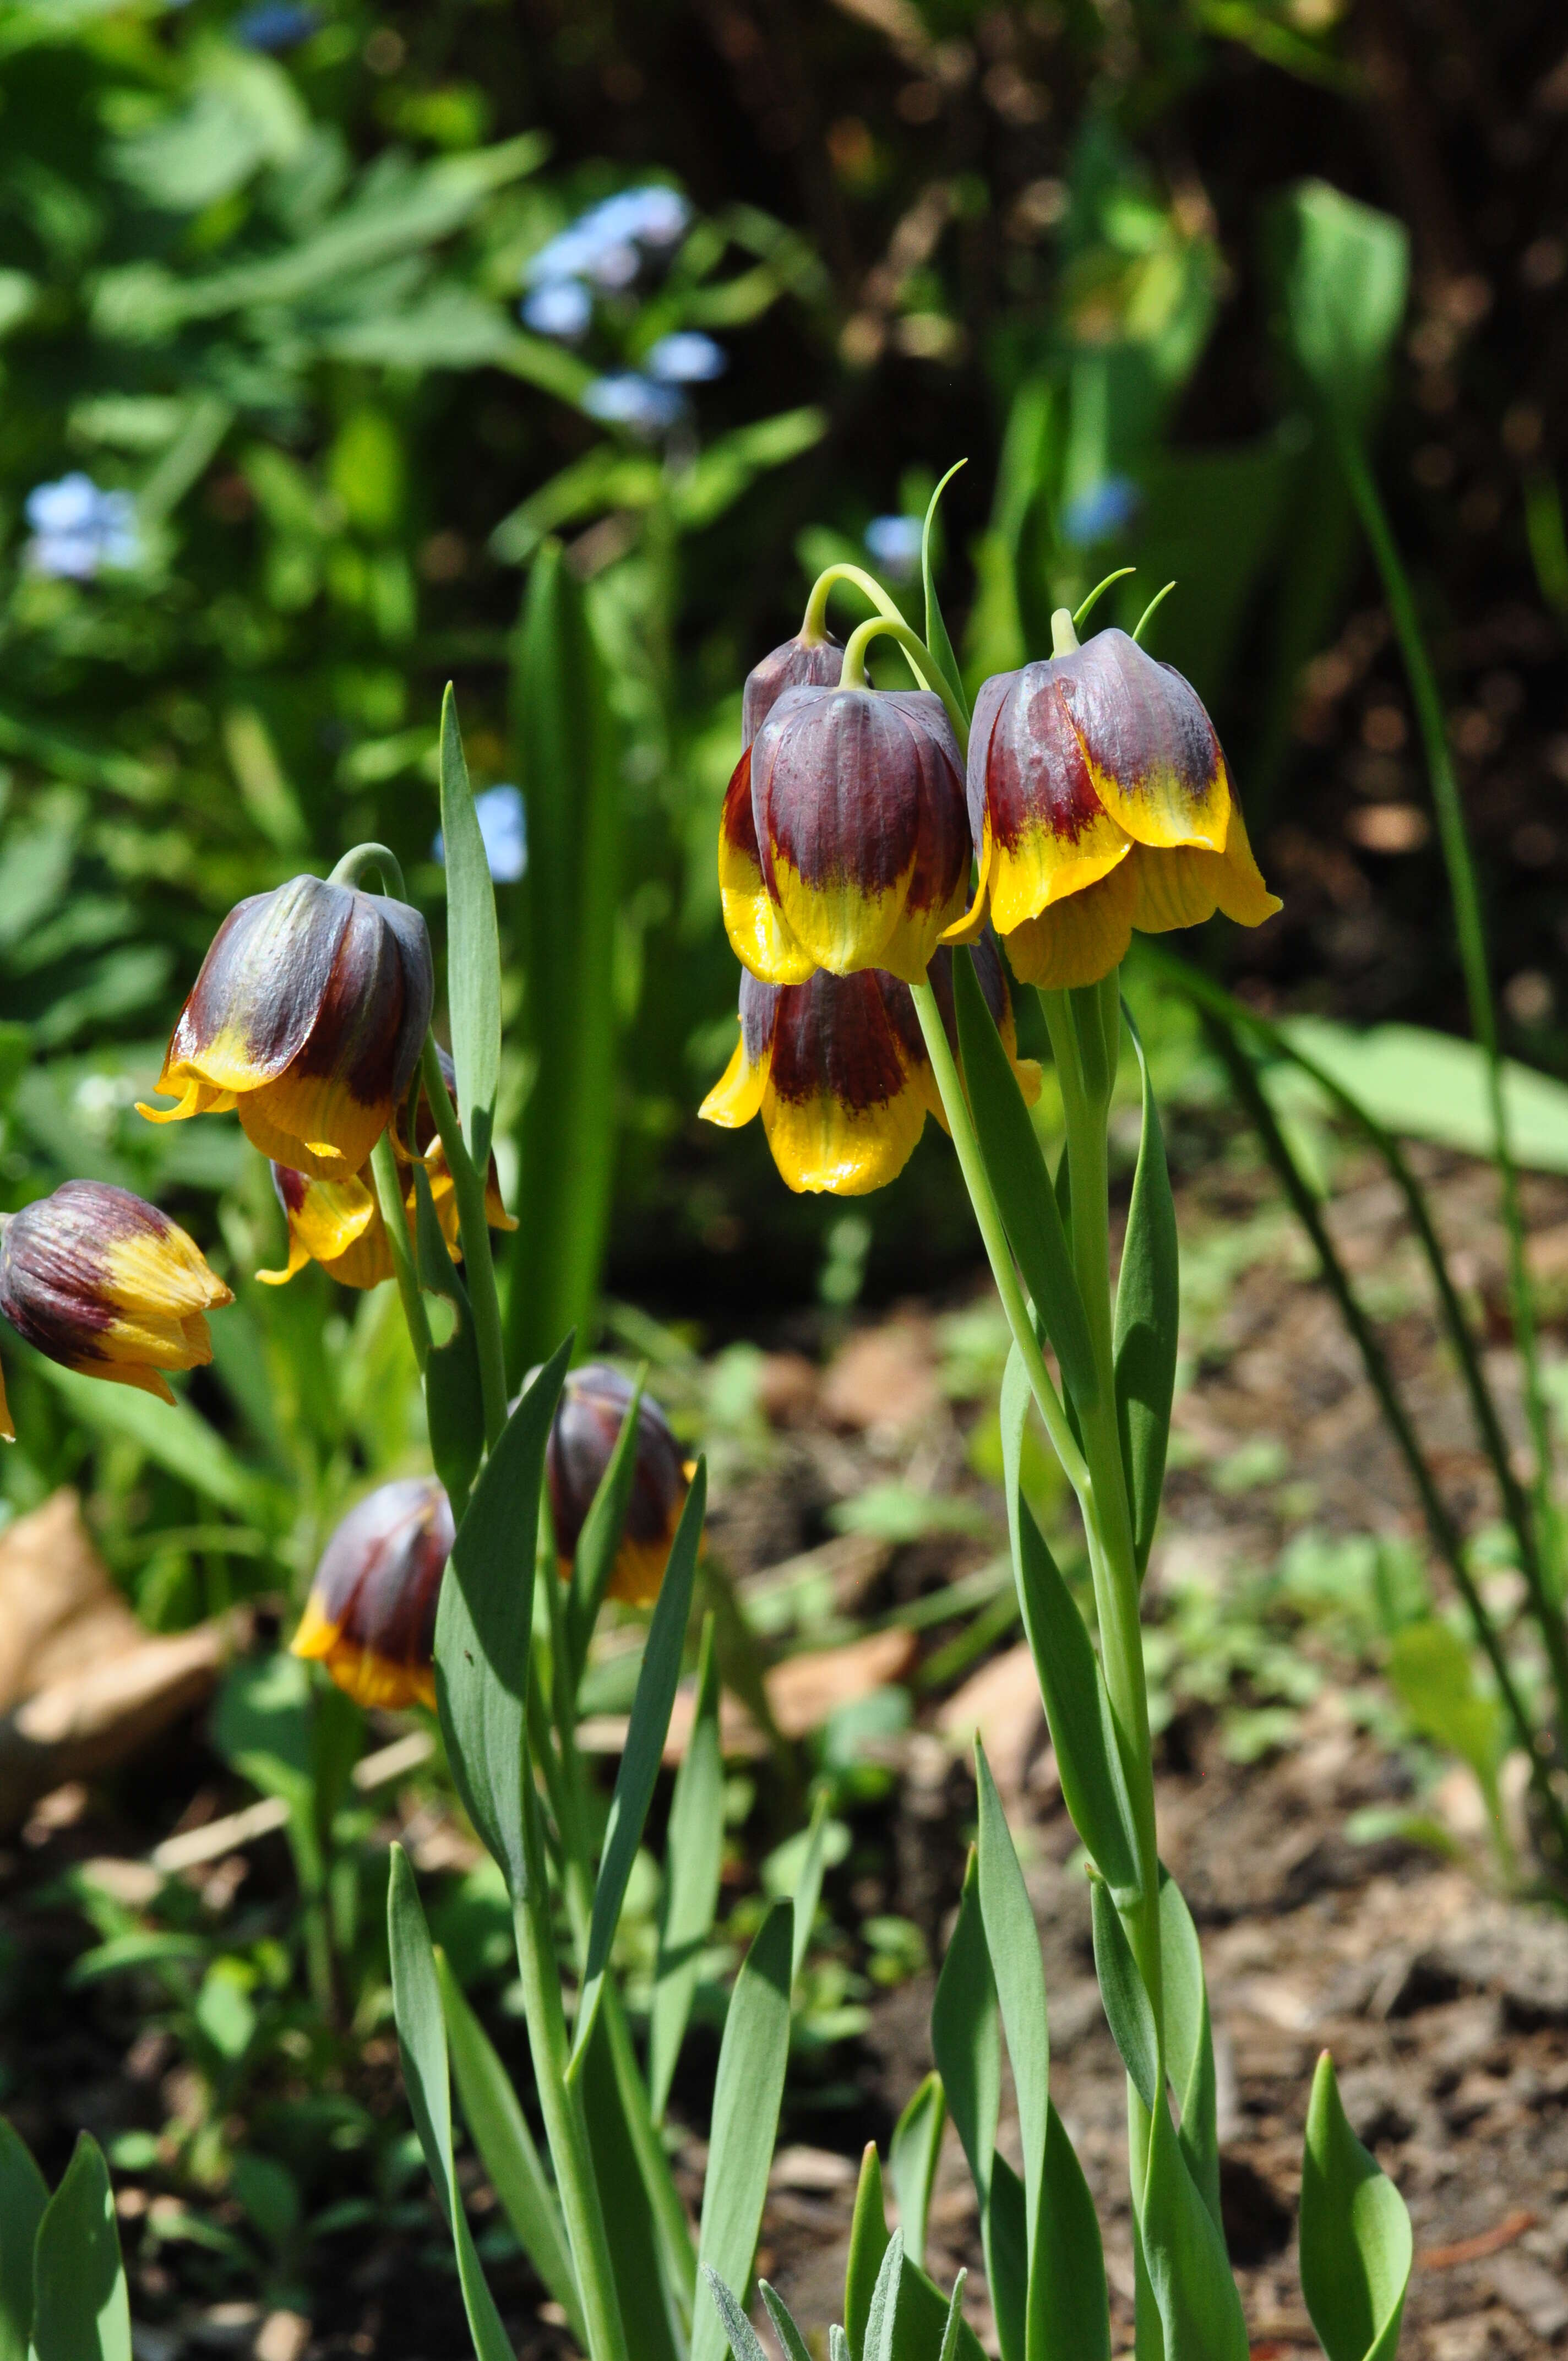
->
[865, 2233, 904, 2361]
[571, 1461, 707, 2071]
[437, 1950, 585, 2347]
[937, 2272, 968, 2361]
[412, 1158, 483, 1513]
[846, 2144, 889, 2361]
[1039, 2103, 1110, 2361]
[1140, 2083, 1249, 2361]
[28, 2136, 129, 2361]
[579, 2008, 683, 2361]
[439, 683, 500, 1168]
[1272, 181, 1409, 428]
[689, 1897, 794, 2361]
[564, 1366, 647, 1695]
[703, 2268, 770, 2361]
[1158, 1870, 1221, 2232]
[1300, 2053, 1412, 2361]
[0, 2118, 45, 2361]
[1114, 1009, 1179, 1579]
[890, 2073, 946, 2267]
[761, 2284, 814, 2361]
[386, 1847, 514, 2361]
[929, 1851, 998, 2207]
[650, 1613, 726, 2121]
[922, 460, 970, 723]
[790, 1785, 832, 1987]
[1088, 1881, 1159, 2114]
[1001, 1347, 1140, 1900]
[435, 1340, 570, 1902]
[954, 950, 1097, 1410]
[974, 1745, 1048, 2227]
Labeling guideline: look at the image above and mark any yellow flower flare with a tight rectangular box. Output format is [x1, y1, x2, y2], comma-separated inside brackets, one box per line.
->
[0, 1180, 232, 1436]
[720, 684, 971, 988]
[966, 627, 1280, 989]
[292, 1476, 454, 1711]
[546, 1364, 692, 1608]
[258, 1049, 515, 1289]
[701, 938, 1040, 1196]
[139, 873, 433, 1184]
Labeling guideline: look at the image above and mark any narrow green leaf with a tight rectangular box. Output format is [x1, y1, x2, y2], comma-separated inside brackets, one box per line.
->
[437, 1950, 585, 2347]
[890, 2073, 946, 2268]
[1273, 181, 1409, 429]
[1114, 1011, 1179, 1579]
[690, 1898, 795, 2361]
[865, 2234, 904, 2361]
[937, 2272, 968, 2361]
[921, 460, 970, 723]
[1000, 1348, 1141, 1898]
[1300, 2053, 1412, 2361]
[896, 2264, 989, 2361]
[1140, 2085, 1249, 2361]
[929, 1851, 998, 2210]
[571, 1461, 707, 2072]
[1088, 1882, 1159, 2113]
[761, 2281, 815, 2361]
[1158, 1871, 1221, 2232]
[954, 951, 1097, 1410]
[790, 1785, 832, 1987]
[984, 2159, 1028, 2361]
[0, 2119, 45, 2361]
[831, 2326, 853, 2361]
[973, 1746, 1049, 2222]
[28, 2137, 129, 2361]
[1038, 2106, 1110, 2361]
[565, 1366, 647, 1695]
[412, 1160, 483, 1513]
[386, 1848, 514, 2361]
[439, 683, 502, 1167]
[845, 2145, 888, 2361]
[579, 2008, 684, 2361]
[650, 1613, 726, 2120]
[435, 1340, 570, 1902]
[704, 2267, 770, 2361]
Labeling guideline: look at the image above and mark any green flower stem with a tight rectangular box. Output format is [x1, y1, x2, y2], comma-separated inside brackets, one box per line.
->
[420, 1037, 509, 1450]
[908, 980, 1090, 1501]
[840, 618, 970, 752]
[1335, 422, 1559, 1600]
[326, 841, 407, 897]
[514, 1778, 628, 2361]
[801, 563, 919, 660]
[1041, 981, 1162, 2011]
[367, 1131, 431, 1373]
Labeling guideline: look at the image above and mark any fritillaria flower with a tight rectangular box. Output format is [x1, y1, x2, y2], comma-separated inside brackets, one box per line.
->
[720, 683, 970, 988]
[292, 1477, 453, 1711]
[139, 874, 433, 1184]
[547, 1364, 692, 1607]
[701, 940, 1039, 1196]
[0, 1181, 232, 1436]
[967, 628, 1279, 989]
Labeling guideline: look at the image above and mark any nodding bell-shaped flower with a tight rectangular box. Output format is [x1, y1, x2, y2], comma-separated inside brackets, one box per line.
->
[139, 874, 434, 1184]
[291, 1476, 453, 1710]
[967, 628, 1280, 990]
[0, 1181, 232, 1436]
[701, 939, 1039, 1196]
[721, 684, 971, 988]
[741, 630, 843, 750]
[547, 1364, 692, 1607]
[257, 1051, 514, 1290]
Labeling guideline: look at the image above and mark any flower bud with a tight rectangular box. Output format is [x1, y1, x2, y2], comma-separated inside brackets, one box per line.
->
[291, 1476, 453, 1710]
[0, 1180, 232, 1434]
[967, 628, 1278, 988]
[139, 874, 434, 1184]
[701, 938, 1038, 1196]
[742, 632, 843, 749]
[546, 1364, 691, 1607]
[721, 684, 971, 989]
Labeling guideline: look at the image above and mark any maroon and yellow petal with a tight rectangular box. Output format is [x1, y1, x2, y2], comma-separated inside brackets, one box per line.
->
[157, 878, 355, 1096]
[718, 749, 816, 986]
[290, 1597, 436, 1712]
[1057, 630, 1230, 854]
[967, 663, 1136, 936]
[742, 632, 843, 749]
[237, 1069, 390, 1184]
[1126, 797, 1280, 936]
[136, 1077, 237, 1125]
[760, 967, 930, 1193]
[1003, 858, 1138, 991]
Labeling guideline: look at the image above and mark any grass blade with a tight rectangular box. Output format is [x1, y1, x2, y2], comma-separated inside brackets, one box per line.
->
[703, 2267, 770, 2361]
[890, 2072, 946, 2268]
[760, 2282, 815, 2361]
[650, 1613, 726, 2120]
[439, 683, 501, 1168]
[1113, 1008, 1178, 1578]
[789, 1784, 832, 1987]
[845, 2145, 888, 2361]
[921, 460, 970, 723]
[689, 1898, 795, 2361]
[412, 1158, 483, 1514]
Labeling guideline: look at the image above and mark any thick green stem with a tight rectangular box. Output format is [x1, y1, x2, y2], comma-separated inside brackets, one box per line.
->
[1335, 423, 1559, 1596]
[909, 979, 1088, 1497]
[421, 1037, 509, 1448]
[515, 1783, 628, 2361]
[840, 618, 970, 751]
[367, 1131, 431, 1373]
[327, 841, 407, 897]
[801, 563, 920, 662]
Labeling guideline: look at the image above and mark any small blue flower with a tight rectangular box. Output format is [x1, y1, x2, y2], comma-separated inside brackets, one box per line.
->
[522, 280, 594, 339]
[1059, 476, 1141, 549]
[524, 186, 692, 293]
[582, 374, 686, 436]
[231, 1, 319, 50]
[645, 332, 727, 385]
[433, 785, 527, 884]
[23, 474, 139, 580]
[864, 514, 923, 583]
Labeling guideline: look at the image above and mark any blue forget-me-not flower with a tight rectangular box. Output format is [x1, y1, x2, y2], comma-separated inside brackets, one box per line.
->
[24, 475, 140, 580]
